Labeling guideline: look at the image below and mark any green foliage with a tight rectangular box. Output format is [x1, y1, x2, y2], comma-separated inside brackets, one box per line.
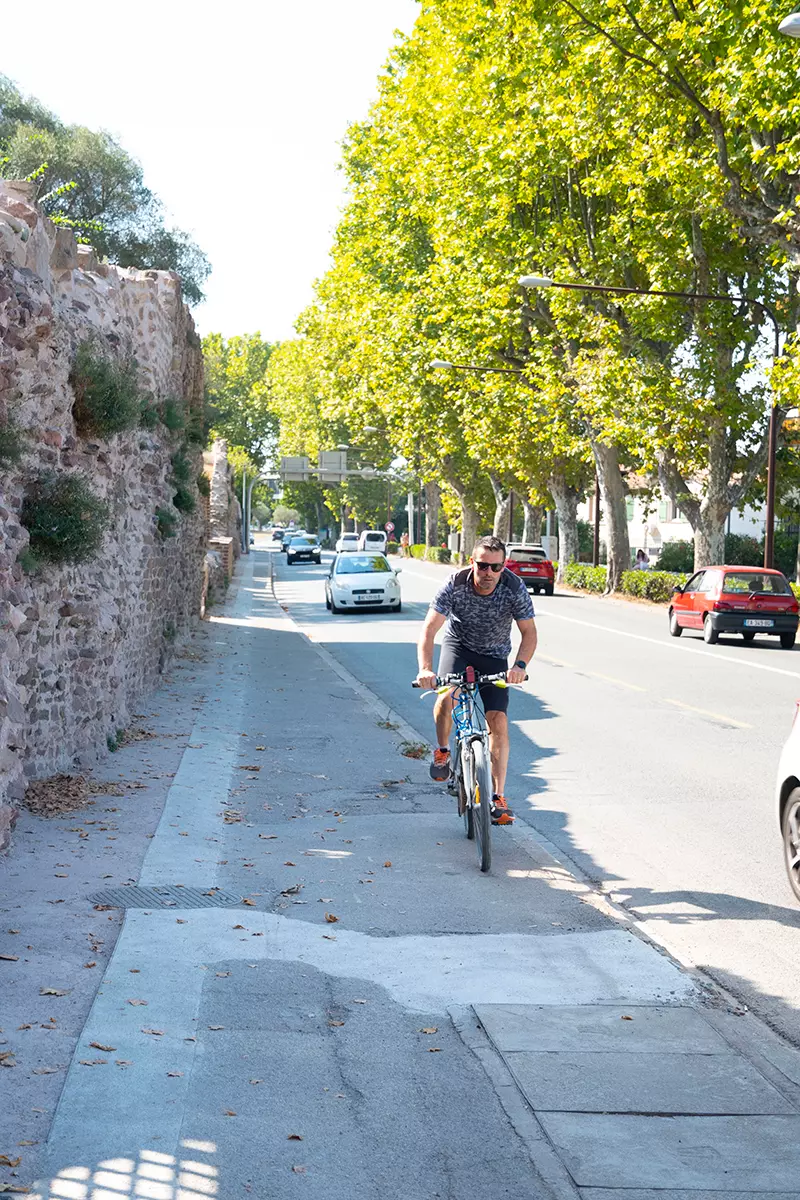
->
[0, 418, 25, 465]
[0, 75, 210, 302]
[563, 563, 609, 594]
[138, 398, 159, 430]
[21, 472, 110, 564]
[170, 448, 192, 485]
[273, 505, 303, 527]
[425, 546, 451, 563]
[161, 397, 184, 432]
[386, 541, 399, 555]
[655, 541, 695, 574]
[203, 332, 276, 464]
[620, 570, 689, 604]
[409, 544, 426, 560]
[172, 486, 196, 514]
[70, 342, 142, 437]
[17, 546, 42, 574]
[185, 408, 208, 446]
[197, 472, 211, 498]
[155, 506, 178, 539]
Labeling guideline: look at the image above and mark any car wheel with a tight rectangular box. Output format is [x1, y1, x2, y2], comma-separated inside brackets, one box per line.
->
[781, 632, 796, 650]
[669, 609, 683, 638]
[393, 600, 402, 613]
[702, 616, 718, 645]
[325, 591, 331, 610]
[782, 786, 800, 903]
[543, 583, 554, 596]
[314, 556, 321, 564]
[741, 631, 756, 644]
[330, 597, 340, 614]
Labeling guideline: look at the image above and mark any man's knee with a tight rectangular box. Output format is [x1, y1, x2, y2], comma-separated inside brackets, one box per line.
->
[486, 710, 508, 737]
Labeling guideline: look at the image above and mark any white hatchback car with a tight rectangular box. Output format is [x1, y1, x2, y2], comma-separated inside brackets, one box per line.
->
[775, 705, 800, 902]
[358, 530, 388, 553]
[325, 552, 402, 614]
[335, 532, 359, 552]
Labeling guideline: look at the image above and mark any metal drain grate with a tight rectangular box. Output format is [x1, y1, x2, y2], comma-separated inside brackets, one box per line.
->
[88, 885, 246, 910]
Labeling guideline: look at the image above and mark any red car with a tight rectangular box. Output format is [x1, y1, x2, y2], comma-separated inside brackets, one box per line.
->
[505, 544, 554, 595]
[669, 564, 799, 649]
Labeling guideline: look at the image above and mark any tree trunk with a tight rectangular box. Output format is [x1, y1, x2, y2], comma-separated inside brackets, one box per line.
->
[548, 474, 579, 582]
[425, 481, 440, 547]
[459, 500, 479, 564]
[522, 498, 544, 545]
[693, 418, 729, 570]
[489, 473, 511, 540]
[591, 438, 631, 592]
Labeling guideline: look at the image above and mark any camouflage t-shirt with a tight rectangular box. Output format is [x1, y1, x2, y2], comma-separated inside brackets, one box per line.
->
[431, 567, 535, 658]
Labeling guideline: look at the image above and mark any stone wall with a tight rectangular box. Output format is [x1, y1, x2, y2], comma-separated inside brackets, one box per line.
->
[0, 181, 209, 820]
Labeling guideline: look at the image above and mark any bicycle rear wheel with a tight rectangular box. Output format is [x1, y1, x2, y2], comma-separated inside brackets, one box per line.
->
[471, 738, 492, 873]
[456, 745, 474, 840]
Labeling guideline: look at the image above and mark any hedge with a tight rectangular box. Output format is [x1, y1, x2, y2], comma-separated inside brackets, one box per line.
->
[386, 540, 398, 555]
[563, 562, 688, 603]
[407, 543, 451, 563]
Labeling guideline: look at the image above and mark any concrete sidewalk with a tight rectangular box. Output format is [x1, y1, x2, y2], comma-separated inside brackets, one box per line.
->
[6, 550, 800, 1199]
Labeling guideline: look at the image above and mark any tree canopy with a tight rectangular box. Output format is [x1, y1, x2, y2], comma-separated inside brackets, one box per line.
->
[0, 75, 210, 303]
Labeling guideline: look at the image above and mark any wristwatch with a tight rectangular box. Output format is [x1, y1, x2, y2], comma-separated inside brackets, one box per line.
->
[515, 658, 527, 670]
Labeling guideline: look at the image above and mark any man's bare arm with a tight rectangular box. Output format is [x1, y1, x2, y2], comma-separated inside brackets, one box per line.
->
[416, 608, 447, 686]
[507, 617, 537, 683]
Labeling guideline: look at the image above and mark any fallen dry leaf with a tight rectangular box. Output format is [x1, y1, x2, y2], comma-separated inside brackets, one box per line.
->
[259, 834, 277, 840]
[284, 861, 296, 867]
[83, 962, 97, 969]
[383, 861, 392, 868]
[428, 1047, 442, 1053]
[322, 934, 336, 941]
[281, 883, 303, 896]
[223, 1109, 237, 1117]
[0, 955, 19, 962]
[16, 1141, 37, 1147]
[207, 1025, 225, 1031]
[115, 1060, 133, 1067]
[291, 1166, 306, 1174]
[39, 988, 69, 997]
[255, 746, 266, 751]
[141, 1028, 164, 1036]
[167, 1071, 184, 1077]
[0, 1157, 21, 1169]
[324, 912, 339, 924]
[89, 1042, 116, 1052]
[238, 765, 261, 772]
[216, 972, 231, 978]
[351, 999, 367, 1005]
[7, 930, 19, 935]
[0, 1184, 31, 1194]
[249, 1078, 264, 1085]
[32, 1066, 60, 1075]
[287, 1134, 303, 1141]
[328, 1020, 345, 1027]
[79, 1059, 107, 1066]
[176, 919, 188, 924]
[420, 1028, 438, 1035]
[621, 1015, 634, 1021]
[127, 999, 148, 1006]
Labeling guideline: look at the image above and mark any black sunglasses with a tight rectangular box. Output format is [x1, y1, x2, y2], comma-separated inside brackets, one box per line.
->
[474, 561, 505, 573]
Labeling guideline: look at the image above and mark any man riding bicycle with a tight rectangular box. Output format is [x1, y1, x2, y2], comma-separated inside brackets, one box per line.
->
[415, 534, 538, 824]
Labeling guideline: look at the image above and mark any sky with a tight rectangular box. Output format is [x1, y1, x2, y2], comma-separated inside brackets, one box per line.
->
[2, 0, 420, 341]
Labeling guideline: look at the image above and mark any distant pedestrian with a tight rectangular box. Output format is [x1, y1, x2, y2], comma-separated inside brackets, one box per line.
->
[400, 530, 410, 558]
[635, 548, 649, 570]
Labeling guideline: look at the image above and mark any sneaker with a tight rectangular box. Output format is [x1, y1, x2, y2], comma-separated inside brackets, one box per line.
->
[429, 747, 451, 781]
[491, 795, 515, 825]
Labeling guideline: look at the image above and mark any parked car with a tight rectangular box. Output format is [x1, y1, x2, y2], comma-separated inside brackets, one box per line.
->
[669, 565, 799, 648]
[775, 707, 800, 902]
[335, 532, 359, 552]
[281, 528, 308, 551]
[325, 552, 401, 613]
[286, 535, 321, 565]
[271, 527, 285, 542]
[358, 530, 388, 553]
[504, 544, 555, 595]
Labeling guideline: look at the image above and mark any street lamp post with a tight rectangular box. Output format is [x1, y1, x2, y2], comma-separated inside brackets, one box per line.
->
[519, 276, 782, 568]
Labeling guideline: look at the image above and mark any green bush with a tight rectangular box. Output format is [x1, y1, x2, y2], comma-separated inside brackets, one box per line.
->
[620, 569, 688, 603]
[139, 398, 159, 429]
[170, 448, 192, 485]
[17, 546, 42, 574]
[185, 408, 207, 446]
[655, 540, 694, 573]
[21, 472, 110, 564]
[425, 546, 451, 563]
[563, 562, 608, 592]
[172, 486, 196, 514]
[792, 583, 800, 601]
[70, 342, 142, 437]
[155, 506, 178, 539]
[409, 544, 426, 559]
[197, 472, 211, 497]
[161, 397, 184, 432]
[0, 419, 25, 465]
[386, 540, 399, 555]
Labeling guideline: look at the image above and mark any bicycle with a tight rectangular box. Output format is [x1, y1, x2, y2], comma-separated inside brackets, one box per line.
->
[412, 667, 525, 873]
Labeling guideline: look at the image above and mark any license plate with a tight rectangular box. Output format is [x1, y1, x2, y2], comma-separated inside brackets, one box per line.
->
[521, 567, 539, 574]
[744, 618, 774, 628]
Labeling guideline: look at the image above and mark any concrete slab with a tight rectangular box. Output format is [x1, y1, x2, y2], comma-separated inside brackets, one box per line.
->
[580, 1192, 800, 1200]
[540, 1113, 800, 1190]
[505, 1049, 794, 1114]
[476, 1003, 730, 1054]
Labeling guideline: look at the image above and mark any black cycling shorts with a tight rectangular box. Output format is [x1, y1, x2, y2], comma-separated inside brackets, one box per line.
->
[436, 638, 509, 713]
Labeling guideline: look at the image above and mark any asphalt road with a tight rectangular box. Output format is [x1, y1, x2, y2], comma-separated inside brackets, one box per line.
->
[270, 541, 800, 1045]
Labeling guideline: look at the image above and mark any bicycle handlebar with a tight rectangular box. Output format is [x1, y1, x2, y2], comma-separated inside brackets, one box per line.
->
[412, 670, 528, 688]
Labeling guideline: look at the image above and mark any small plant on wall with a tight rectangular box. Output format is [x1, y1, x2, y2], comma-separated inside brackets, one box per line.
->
[0, 417, 25, 465]
[70, 341, 142, 438]
[21, 472, 110, 563]
[155, 506, 178, 539]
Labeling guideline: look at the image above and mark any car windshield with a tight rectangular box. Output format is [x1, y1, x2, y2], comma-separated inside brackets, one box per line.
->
[290, 537, 315, 546]
[722, 571, 791, 595]
[336, 555, 391, 574]
[341, 535, 358, 543]
[508, 548, 546, 562]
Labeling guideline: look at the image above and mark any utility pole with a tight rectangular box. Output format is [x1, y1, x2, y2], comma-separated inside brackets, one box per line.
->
[592, 474, 601, 567]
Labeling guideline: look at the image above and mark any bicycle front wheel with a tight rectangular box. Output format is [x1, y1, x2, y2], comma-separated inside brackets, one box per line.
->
[457, 745, 474, 840]
[471, 738, 492, 873]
